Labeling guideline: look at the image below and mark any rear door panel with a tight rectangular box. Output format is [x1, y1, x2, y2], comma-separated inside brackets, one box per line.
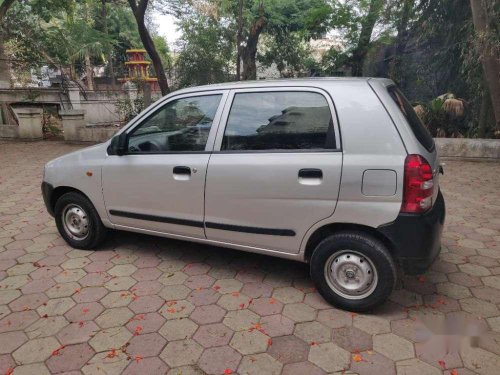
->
[204, 87, 342, 254]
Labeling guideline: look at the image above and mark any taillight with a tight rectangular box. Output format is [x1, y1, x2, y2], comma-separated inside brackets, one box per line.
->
[401, 154, 434, 213]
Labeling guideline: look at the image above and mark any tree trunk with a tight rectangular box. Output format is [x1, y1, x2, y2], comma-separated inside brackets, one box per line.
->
[128, 0, 169, 95]
[469, 0, 500, 127]
[236, 0, 244, 80]
[101, 0, 116, 90]
[389, 0, 412, 84]
[351, 0, 382, 77]
[0, 32, 10, 88]
[241, 11, 265, 80]
[85, 53, 94, 91]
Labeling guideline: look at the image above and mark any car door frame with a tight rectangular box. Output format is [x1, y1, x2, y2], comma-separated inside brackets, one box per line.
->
[102, 89, 230, 239]
[204, 85, 343, 254]
[212, 86, 342, 152]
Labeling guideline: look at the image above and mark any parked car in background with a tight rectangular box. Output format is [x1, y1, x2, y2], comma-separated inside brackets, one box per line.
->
[42, 78, 445, 311]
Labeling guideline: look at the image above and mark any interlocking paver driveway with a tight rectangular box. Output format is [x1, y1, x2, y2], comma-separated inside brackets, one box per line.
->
[1, 140, 499, 374]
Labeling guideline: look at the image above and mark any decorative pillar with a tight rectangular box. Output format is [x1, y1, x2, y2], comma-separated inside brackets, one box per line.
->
[60, 109, 86, 142]
[15, 107, 43, 140]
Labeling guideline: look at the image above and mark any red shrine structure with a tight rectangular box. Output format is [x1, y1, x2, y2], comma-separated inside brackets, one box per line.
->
[119, 49, 159, 91]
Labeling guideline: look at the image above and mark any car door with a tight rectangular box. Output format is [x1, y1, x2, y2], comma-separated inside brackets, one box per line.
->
[204, 87, 343, 254]
[102, 90, 227, 239]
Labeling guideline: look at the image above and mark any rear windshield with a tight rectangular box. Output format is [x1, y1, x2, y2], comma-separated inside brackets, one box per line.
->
[388, 86, 435, 152]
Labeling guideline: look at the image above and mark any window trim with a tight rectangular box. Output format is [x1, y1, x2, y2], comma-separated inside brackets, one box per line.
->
[117, 90, 229, 155]
[212, 87, 342, 153]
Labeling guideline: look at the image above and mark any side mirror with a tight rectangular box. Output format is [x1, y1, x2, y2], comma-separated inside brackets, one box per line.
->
[109, 132, 128, 156]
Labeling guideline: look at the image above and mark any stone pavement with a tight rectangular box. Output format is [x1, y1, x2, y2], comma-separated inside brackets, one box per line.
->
[0, 140, 499, 375]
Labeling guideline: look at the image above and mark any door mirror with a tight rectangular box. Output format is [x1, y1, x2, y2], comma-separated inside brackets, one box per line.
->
[109, 132, 128, 156]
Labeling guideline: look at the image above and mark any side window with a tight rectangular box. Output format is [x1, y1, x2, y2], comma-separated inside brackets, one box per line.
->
[128, 94, 222, 153]
[221, 91, 335, 151]
[387, 86, 435, 152]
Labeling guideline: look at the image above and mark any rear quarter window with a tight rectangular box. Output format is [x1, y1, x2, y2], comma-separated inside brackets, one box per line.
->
[388, 86, 435, 152]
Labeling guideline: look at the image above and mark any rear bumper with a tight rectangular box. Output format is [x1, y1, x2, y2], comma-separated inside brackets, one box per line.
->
[41, 181, 55, 217]
[378, 190, 445, 275]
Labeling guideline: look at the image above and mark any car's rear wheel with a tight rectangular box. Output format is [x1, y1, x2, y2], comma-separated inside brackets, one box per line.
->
[55, 192, 107, 249]
[310, 231, 396, 312]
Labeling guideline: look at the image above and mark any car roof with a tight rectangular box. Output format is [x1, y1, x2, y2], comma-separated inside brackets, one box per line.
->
[171, 77, 393, 96]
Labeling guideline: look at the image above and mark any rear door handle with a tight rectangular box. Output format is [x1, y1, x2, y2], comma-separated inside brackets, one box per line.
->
[173, 166, 191, 175]
[298, 168, 323, 179]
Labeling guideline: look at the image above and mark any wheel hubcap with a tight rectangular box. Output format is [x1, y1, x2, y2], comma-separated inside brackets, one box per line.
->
[62, 204, 89, 240]
[324, 250, 378, 300]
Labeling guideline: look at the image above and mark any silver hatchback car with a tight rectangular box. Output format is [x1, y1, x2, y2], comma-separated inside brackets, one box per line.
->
[42, 78, 445, 311]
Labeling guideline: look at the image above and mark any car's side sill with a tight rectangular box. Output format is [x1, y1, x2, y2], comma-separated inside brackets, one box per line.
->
[111, 223, 305, 261]
[109, 210, 295, 237]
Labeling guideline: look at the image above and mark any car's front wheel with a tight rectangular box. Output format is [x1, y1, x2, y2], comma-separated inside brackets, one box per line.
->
[54, 192, 107, 249]
[310, 231, 396, 312]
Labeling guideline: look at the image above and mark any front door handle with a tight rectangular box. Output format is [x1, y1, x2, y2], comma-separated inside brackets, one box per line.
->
[173, 166, 191, 175]
[298, 168, 323, 179]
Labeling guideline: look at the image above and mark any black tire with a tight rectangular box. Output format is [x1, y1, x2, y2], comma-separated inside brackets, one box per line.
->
[310, 231, 396, 312]
[54, 192, 107, 249]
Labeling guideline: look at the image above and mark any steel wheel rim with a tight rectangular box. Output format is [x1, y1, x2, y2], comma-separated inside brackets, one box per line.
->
[324, 250, 378, 300]
[62, 204, 89, 240]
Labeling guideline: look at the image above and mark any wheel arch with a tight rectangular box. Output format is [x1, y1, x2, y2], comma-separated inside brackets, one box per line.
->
[303, 222, 395, 263]
[50, 186, 92, 214]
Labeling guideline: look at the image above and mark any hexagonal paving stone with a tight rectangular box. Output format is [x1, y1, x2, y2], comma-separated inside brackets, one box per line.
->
[159, 271, 189, 286]
[259, 314, 295, 337]
[46, 282, 81, 298]
[166, 365, 205, 375]
[316, 308, 353, 329]
[105, 276, 137, 291]
[160, 339, 203, 367]
[194, 323, 233, 348]
[373, 333, 414, 361]
[187, 288, 220, 306]
[108, 264, 137, 277]
[122, 357, 169, 375]
[212, 278, 243, 294]
[396, 358, 442, 375]
[460, 340, 500, 375]
[353, 314, 391, 335]
[73, 286, 108, 303]
[294, 321, 331, 344]
[272, 287, 305, 304]
[185, 274, 216, 290]
[159, 285, 191, 301]
[100, 291, 135, 308]
[95, 307, 135, 329]
[190, 304, 226, 325]
[46, 343, 95, 373]
[217, 292, 252, 311]
[332, 326, 373, 352]
[238, 353, 282, 375]
[230, 328, 269, 354]
[283, 302, 316, 322]
[350, 350, 396, 375]
[249, 297, 284, 316]
[308, 342, 350, 373]
[459, 297, 499, 318]
[12, 336, 60, 364]
[0, 311, 39, 333]
[129, 295, 164, 313]
[159, 318, 198, 341]
[282, 361, 327, 375]
[57, 321, 100, 345]
[65, 302, 105, 322]
[25, 316, 69, 339]
[160, 300, 195, 320]
[268, 335, 310, 364]
[8, 292, 48, 311]
[0, 331, 28, 354]
[126, 312, 166, 334]
[89, 326, 132, 352]
[127, 332, 167, 357]
[198, 346, 242, 375]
